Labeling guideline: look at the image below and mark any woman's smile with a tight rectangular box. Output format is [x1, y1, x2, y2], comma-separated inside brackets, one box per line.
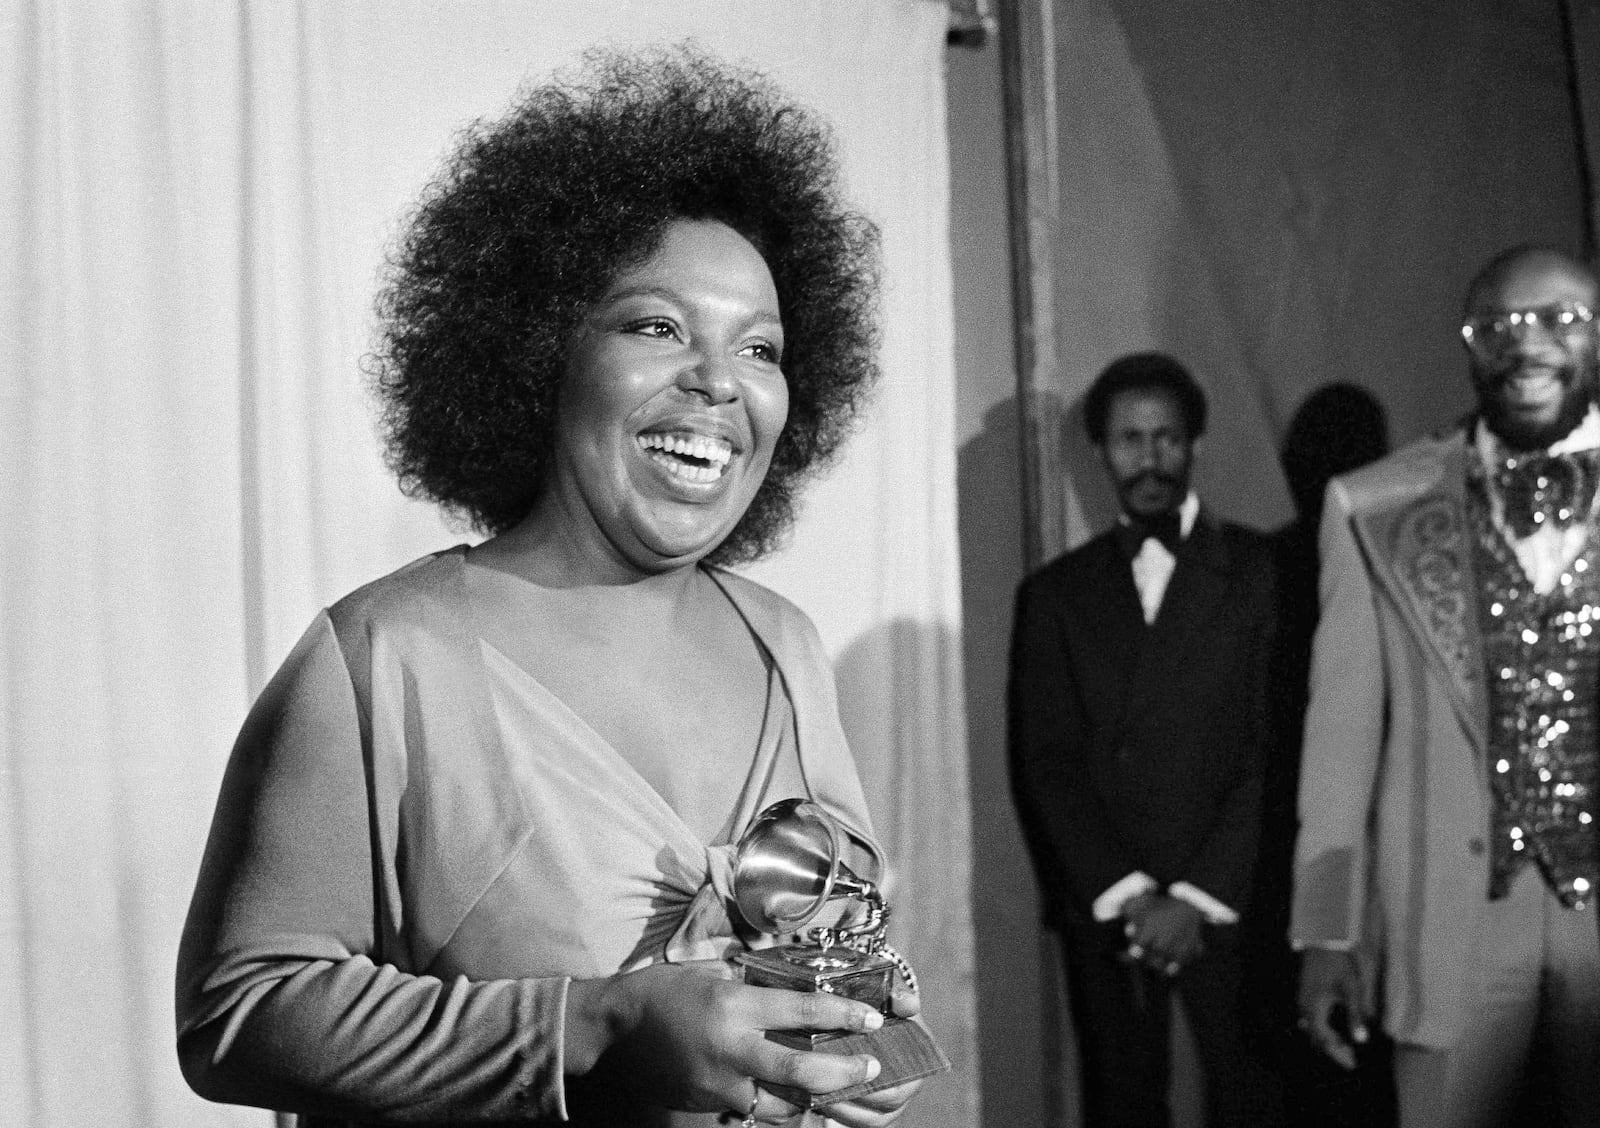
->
[637, 429, 737, 484]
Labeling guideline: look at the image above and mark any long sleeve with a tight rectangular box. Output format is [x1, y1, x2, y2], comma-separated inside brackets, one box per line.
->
[1006, 572, 1141, 920]
[1290, 481, 1388, 948]
[1169, 761, 1263, 919]
[1172, 737, 1263, 918]
[176, 613, 569, 1124]
[1172, 549, 1274, 915]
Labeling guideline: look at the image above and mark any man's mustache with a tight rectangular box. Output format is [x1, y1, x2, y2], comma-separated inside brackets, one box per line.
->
[1121, 470, 1182, 491]
[1486, 355, 1575, 382]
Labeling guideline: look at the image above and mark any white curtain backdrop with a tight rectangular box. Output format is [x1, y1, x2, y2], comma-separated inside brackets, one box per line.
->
[0, 2, 974, 1125]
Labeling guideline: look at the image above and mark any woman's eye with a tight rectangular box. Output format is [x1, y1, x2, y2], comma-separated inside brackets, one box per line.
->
[741, 341, 782, 364]
[627, 318, 679, 340]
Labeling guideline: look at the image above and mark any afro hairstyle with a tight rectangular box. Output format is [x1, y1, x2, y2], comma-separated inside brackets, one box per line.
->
[371, 44, 881, 564]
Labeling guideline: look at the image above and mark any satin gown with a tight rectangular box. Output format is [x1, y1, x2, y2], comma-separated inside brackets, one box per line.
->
[177, 548, 882, 1126]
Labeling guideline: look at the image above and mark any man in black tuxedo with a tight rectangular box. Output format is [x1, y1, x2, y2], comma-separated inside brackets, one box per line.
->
[1008, 352, 1279, 1127]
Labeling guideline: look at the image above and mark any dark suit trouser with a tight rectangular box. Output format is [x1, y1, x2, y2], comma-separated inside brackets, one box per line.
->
[1062, 924, 1279, 1128]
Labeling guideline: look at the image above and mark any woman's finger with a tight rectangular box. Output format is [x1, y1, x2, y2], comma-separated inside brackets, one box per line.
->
[743, 985, 884, 1037]
[738, 1081, 803, 1127]
[739, 1034, 881, 1103]
[887, 985, 920, 1019]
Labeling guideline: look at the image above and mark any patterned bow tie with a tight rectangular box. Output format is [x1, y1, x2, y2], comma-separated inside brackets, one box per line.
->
[1494, 451, 1600, 538]
[1117, 511, 1182, 556]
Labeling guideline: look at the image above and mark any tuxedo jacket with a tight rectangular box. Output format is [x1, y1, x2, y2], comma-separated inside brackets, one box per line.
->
[1008, 512, 1276, 934]
[1288, 425, 1600, 1050]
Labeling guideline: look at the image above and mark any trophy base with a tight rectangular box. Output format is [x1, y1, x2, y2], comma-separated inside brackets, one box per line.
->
[735, 944, 895, 1011]
[761, 1017, 951, 1109]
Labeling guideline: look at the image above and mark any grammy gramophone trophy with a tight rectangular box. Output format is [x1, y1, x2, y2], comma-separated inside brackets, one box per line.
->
[730, 798, 950, 1108]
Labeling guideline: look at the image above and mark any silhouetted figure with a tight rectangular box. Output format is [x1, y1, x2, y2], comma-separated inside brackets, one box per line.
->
[1251, 383, 1396, 1128]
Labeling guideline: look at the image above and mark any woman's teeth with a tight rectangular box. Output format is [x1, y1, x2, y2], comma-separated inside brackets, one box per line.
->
[637, 432, 733, 482]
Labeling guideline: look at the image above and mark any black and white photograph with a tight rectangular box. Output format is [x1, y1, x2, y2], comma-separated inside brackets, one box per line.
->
[2, 1, 1596, 1126]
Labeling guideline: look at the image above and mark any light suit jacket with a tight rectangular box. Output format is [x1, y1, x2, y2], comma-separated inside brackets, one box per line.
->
[1290, 426, 1498, 1049]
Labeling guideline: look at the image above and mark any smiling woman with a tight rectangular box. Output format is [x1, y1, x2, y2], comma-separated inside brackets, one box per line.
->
[174, 45, 928, 1128]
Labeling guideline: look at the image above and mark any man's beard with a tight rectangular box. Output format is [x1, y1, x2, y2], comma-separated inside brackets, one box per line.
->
[1479, 359, 1598, 452]
[1117, 469, 1186, 517]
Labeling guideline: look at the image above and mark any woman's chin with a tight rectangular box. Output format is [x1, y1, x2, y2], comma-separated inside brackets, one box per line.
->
[624, 519, 739, 572]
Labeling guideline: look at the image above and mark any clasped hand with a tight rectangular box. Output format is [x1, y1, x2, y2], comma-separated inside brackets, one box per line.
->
[1120, 892, 1204, 977]
[567, 959, 924, 1126]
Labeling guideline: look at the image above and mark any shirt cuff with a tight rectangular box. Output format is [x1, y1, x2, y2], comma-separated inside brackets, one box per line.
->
[1092, 872, 1159, 921]
[1168, 882, 1239, 925]
[1290, 937, 1358, 952]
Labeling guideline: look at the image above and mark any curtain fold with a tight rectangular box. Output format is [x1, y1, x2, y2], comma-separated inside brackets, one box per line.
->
[0, 2, 973, 1125]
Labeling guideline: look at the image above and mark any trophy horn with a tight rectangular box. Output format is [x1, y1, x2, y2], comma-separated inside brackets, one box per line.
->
[732, 798, 874, 934]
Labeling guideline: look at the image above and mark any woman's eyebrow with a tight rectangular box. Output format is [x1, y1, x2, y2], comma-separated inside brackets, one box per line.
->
[601, 284, 781, 325]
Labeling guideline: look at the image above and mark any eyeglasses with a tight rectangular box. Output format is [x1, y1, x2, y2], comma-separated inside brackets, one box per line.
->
[1461, 302, 1596, 352]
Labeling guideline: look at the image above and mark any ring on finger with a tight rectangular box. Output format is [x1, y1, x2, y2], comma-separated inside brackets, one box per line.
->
[740, 1083, 761, 1128]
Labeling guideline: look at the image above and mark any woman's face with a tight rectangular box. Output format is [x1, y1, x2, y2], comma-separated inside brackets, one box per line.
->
[548, 218, 788, 573]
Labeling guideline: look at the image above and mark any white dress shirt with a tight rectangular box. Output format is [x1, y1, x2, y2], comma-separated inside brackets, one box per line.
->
[1127, 490, 1200, 624]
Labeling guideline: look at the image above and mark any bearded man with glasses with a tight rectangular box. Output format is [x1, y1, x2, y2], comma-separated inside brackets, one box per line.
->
[1292, 245, 1600, 1127]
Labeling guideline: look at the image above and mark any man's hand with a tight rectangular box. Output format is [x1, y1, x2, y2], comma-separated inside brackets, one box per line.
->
[1121, 892, 1204, 975]
[1297, 948, 1369, 1070]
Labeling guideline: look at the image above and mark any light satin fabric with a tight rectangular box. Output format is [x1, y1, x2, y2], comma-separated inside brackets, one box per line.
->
[177, 548, 882, 1126]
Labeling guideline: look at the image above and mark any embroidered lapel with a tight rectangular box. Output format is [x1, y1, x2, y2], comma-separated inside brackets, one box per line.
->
[1351, 439, 1489, 754]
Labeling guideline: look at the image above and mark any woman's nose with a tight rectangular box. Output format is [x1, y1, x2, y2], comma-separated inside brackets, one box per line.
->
[677, 349, 739, 403]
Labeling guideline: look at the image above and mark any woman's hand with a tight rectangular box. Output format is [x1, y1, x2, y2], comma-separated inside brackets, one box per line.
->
[565, 960, 885, 1122]
[820, 1076, 925, 1128]
[815, 980, 929, 1126]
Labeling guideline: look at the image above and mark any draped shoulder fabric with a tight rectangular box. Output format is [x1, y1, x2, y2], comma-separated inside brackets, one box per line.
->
[176, 548, 882, 1126]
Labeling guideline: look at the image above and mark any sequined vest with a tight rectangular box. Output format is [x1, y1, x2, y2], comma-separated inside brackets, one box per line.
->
[1468, 469, 1600, 909]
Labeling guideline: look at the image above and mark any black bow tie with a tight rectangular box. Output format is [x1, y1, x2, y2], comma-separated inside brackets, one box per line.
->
[1117, 511, 1183, 556]
[1494, 451, 1600, 538]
